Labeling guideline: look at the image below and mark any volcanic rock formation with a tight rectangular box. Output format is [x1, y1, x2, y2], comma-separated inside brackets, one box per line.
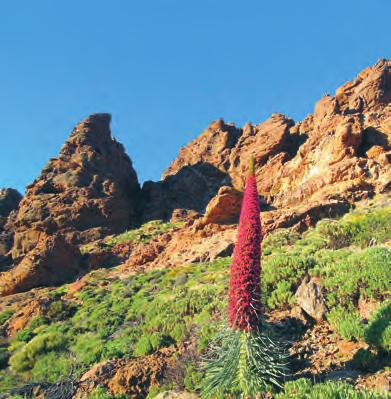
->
[164, 59, 391, 220]
[140, 162, 230, 222]
[0, 188, 22, 222]
[11, 113, 140, 262]
[0, 188, 22, 269]
[0, 233, 82, 297]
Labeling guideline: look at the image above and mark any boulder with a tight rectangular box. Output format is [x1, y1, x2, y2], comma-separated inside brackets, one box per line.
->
[0, 233, 82, 296]
[295, 275, 327, 321]
[107, 348, 176, 397]
[203, 186, 243, 224]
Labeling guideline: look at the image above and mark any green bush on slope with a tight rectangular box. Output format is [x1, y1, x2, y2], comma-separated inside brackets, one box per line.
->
[365, 300, 391, 352]
[0, 257, 230, 392]
[276, 378, 385, 399]
[105, 220, 183, 247]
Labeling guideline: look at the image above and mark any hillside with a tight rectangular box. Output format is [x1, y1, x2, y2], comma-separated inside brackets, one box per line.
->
[0, 195, 390, 398]
[0, 60, 390, 398]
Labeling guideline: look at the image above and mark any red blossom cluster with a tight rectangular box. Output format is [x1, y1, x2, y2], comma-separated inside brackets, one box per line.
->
[228, 169, 262, 331]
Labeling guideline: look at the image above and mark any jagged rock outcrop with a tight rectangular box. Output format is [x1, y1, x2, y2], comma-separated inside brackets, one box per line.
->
[163, 59, 391, 218]
[0, 233, 82, 296]
[140, 163, 230, 222]
[0, 188, 22, 221]
[11, 113, 140, 262]
[0, 188, 22, 268]
[163, 119, 242, 178]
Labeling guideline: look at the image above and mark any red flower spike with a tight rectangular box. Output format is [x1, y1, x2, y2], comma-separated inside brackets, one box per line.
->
[228, 157, 262, 331]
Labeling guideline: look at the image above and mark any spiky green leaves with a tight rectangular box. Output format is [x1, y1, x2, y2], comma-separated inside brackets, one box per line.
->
[201, 328, 287, 398]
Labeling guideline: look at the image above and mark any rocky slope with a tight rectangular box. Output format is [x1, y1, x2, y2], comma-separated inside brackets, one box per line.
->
[0, 195, 389, 398]
[0, 114, 140, 296]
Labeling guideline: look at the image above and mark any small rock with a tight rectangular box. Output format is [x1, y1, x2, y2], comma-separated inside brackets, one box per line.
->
[295, 275, 327, 321]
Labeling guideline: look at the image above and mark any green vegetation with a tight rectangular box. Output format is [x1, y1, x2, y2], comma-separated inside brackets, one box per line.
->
[105, 220, 183, 247]
[275, 378, 386, 398]
[327, 306, 365, 341]
[80, 220, 183, 254]
[86, 387, 127, 399]
[0, 310, 14, 326]
[0, 258, 229, 394]
[365, 300, 391, 352]
[0, 199, 390, 397]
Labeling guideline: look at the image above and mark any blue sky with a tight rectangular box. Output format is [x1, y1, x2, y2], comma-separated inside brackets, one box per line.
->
[0, 0, 390, 193]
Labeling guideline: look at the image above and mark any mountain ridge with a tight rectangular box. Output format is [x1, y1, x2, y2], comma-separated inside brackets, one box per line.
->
[0, 59, 390, 296]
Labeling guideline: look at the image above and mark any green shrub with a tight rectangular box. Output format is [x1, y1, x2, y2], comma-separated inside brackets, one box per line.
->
[315, 247, 390, 308]
[102, 329, 137, 359]
[87, 387, 127, 399]
[327, 306, 365, 341]
[267, 280, 296, 309]
[184, 365, 202, 392]
[314, 206, 391, 249]
[0, 310, 13, 325]
[170, 323, 188, 343]
[47, 300, 78, 321]
[105, 220, 183, 247]
[31, 352, 75, 382]
[0, 347, 9, 369]
[365, 300, 391, 351]
[352, 348, 377, 371]
[263, 228, 300, 255]
[11, 328, 35, 344]
[134, 335, 153, 356]
[150, 332, 172, 350]
[71, 333, 104, 365]
[10, 332, 68, 372]
[276, 378, 384, 398]
[28, 316, 48, 330]
[263, 253, 314, 308]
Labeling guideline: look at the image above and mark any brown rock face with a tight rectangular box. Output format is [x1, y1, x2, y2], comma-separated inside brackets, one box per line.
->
[11, 113, 140, 261]
[163, 118, 242, 179]
[0, 188, 22, 220]
[163, 60, 391, 214]
[0, 233, 82, 296]
[140, 163, 230, 222]
[122, 221, 235, 272]
[0, 188, 22, 268]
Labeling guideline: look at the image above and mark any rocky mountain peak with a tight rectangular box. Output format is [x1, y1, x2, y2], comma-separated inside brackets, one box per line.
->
[0, 113, 142, 295]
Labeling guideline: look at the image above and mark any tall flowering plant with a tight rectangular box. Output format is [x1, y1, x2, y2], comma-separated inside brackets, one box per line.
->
[228, 162, 262, 331]
[201, 157, 287, 398]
